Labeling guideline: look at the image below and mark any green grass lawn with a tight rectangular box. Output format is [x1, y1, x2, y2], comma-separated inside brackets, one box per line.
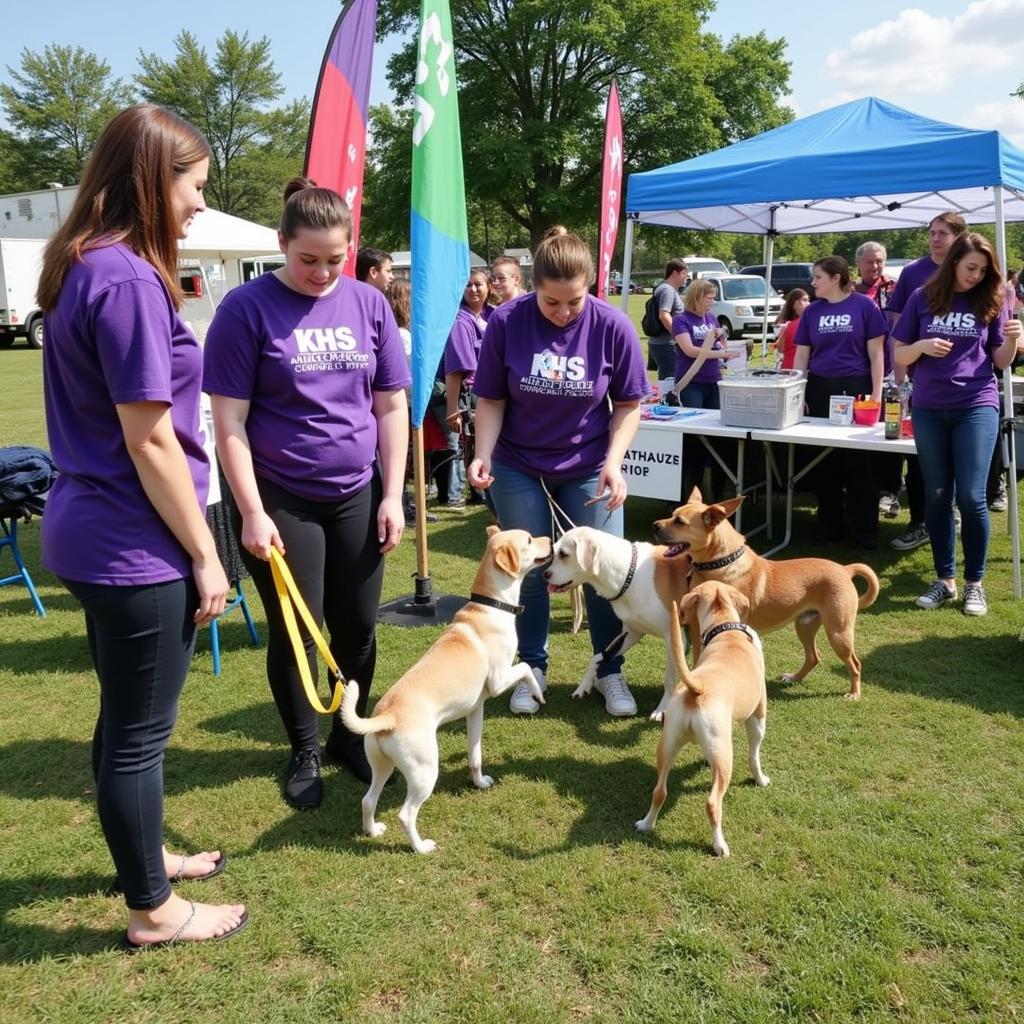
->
[2, 347, 1024, 1023]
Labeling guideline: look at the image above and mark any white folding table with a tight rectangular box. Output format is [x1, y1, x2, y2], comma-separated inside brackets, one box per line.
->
[750, 417, 916, 556]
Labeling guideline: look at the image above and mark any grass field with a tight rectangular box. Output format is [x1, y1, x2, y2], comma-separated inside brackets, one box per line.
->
[2, 346, 1023, 1023]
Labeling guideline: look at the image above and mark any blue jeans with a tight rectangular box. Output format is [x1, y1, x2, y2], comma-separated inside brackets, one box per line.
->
[911, 404, 998, 582]
[62, 577, 198, 910]
[648, 338, 677, 381]
[487, 458, 625, 677]
[679, 380, 720, 410]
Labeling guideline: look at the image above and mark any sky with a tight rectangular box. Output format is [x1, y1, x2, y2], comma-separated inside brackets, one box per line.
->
[4, 0, 1024, 145]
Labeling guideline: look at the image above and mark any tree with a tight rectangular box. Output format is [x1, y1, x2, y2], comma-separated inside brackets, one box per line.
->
[0, 45, 133, 189]
[136, 30, 301, 222]
[369, 0, 792, 247]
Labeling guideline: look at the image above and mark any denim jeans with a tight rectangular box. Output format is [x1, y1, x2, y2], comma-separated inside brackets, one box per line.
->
[911, 404, 998, 581]
[62, 576, 197, 910]
[487, 458, 625, 677]
[648, 338, 678, 381]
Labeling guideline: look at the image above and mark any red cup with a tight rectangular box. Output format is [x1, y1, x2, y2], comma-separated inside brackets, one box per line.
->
[852, 402, 880, 426]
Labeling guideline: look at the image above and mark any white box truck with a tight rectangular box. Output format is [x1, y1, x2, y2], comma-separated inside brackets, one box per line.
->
[0, 237, 47, 348]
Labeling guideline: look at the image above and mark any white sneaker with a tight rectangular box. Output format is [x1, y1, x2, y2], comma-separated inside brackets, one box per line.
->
[593, 673, 638, 717]
[510, 667, 546, 714]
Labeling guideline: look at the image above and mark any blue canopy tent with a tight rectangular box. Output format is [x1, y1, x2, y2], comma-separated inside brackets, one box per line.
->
[622, 97, 1024, 595]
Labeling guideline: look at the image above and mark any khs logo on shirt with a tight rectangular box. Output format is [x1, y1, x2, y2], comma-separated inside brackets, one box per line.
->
[817, 314, 853, 330]
[927, 312, 977, 334]
[293, 327, 358, 353]
[530, 351, 586, 381]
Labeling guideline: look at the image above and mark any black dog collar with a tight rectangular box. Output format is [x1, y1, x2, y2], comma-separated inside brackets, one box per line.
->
[692, 545, 746, 572]
[701, 621, 757, 647]
[609, 543, 639, 602]
[469, 592, 523, 615]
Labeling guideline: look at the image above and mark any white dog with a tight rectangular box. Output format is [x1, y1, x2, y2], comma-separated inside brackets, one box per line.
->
[544, 526, 692, 719]
[341, 527, 551, 853]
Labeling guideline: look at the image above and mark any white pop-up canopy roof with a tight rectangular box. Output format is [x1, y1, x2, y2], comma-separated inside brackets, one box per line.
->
[178, 207, 280, 260]
[621, 97, 1024, 597]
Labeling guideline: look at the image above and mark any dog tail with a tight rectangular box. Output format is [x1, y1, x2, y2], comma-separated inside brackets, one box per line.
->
[669, 600, 703, 695]
[339, 680, 395, 735]
[847, 563, 881, 610]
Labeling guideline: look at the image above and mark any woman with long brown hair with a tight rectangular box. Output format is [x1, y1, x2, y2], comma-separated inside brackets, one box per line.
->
[893, 232, 1022, 615]
[39, 104, 247, 950]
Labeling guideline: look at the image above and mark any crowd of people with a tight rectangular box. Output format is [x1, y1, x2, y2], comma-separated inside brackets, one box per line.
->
[34, 103, 1024, 951]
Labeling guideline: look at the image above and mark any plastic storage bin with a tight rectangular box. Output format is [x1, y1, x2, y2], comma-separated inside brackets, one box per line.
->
[717, 369, 807, 430]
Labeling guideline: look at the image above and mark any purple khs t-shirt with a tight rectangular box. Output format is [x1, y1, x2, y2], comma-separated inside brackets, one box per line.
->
[672, 310, 723, 384]
[891, 290, 1004, 410]
[203, 273, 410, 501]
[442, 302, 491, 384]
[794, 292, 887, 378]
[890, 255, 940, 315]
[42, 243, 209, 585]
[473, 292, 650, 478]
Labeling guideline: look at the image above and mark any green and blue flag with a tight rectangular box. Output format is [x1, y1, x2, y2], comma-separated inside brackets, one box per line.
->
[409, 0, 470, 427]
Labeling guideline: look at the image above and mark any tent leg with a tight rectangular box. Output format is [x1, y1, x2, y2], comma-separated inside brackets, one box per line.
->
[620, 217, 636, 316]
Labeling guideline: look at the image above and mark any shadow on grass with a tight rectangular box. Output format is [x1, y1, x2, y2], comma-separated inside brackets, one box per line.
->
[0, 873, 122, 962]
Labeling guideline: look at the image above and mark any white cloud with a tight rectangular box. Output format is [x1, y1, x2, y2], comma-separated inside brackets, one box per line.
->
[968, 98, 1024, 146]
[824, 1, 1024, 95]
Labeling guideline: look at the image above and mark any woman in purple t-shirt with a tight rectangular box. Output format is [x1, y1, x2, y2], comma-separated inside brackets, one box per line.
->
[793, 256, 887, 548]
[205, 178, 410, 807]
[893, 232, 1022, 616]
[468, 229, 650, 717]
[38, 105, 246, 950]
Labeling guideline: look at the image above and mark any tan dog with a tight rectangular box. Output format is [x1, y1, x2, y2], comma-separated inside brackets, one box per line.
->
[543, 527, 692, 718]
[634, 581, 769, 856]
[341, 527, 552, 853]
[653, 487, 879, 699]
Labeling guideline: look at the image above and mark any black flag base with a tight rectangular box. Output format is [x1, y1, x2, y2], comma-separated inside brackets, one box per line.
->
[377, 574, 467, 627]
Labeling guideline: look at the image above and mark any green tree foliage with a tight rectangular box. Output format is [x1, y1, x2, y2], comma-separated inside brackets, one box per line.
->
[136, 31, 307, 223]
[0, 45, 133, 189]
[371, 0, 793, 249]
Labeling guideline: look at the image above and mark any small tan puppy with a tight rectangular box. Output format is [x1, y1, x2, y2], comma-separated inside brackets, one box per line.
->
[341, 527, 551, 853]
[653, 488, 879, 699]
[634, 581, 769, 857]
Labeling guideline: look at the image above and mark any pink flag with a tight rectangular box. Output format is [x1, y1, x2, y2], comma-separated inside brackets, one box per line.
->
[596, 81, 623, 301]
[304, 0, 379, 275]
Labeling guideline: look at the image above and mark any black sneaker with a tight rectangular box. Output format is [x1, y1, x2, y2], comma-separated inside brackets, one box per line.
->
[323, 730, 373, 785]
[283, 747, 323, 810]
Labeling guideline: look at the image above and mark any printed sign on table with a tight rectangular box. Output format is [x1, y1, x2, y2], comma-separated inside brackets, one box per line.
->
[621, 423, 684, 501]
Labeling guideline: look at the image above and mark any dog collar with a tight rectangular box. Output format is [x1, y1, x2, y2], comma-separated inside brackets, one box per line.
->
[609, 543, 639, 602]
[469, 592, 523, 615]
[701, 621, 756, 647]
[692, 545, 746, 572]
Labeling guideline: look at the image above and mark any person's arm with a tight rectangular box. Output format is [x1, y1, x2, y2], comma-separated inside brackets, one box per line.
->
[658, 308, 674, 335]
[211, 395, 284, 560]
[116, 401, 228, 624]
[676, 330, 730, 360]
[372, 388, 409, 554]
[793, 346, 810, 374]
[867, 335, 885, 402]
[597, 400, 642, 511]
[893, 337, 952, 367]
[993, 317, 1023, 371]
[445, 371, 466, 431]
[466, 397, 505, 489]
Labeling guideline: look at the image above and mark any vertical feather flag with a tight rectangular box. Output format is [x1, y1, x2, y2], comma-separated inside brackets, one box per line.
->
[596, 81, 623, 301]
[304, 0, 379, 274]
[409, 0, 470, 427]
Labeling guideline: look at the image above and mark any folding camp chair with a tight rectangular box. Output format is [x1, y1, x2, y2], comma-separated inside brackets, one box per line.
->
[0, 505, 46, 617]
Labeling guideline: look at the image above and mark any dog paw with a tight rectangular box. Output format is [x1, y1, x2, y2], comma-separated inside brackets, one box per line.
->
[755, 774, 771, 787]
[779, 672, 798, 684]
[843, 690, 861, 701]
[634, 819, 653, 833]
[531, 690, 546, 705]
[713, 842, 731, 858]
[474, 774, 495, 789]
[570, 684, 590, 700]
[367, 822, 387, 838]
[414, 840, 437, 854]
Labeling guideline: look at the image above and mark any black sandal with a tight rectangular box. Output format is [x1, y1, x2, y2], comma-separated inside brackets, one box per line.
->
[121, 903, 249, 953]
[107, 853, 227, 897]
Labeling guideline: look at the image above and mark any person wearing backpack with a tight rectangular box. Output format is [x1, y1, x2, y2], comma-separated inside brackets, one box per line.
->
[645, 259, 689, 380]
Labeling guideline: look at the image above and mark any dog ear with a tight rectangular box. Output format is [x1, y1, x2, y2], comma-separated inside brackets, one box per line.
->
[486, 524, 501, 538]
[702, 495, 745, 528]
[679, 591, 699, 622]
[686, 485, 703, 504]
[493, 539, 521, 577]
[730, 590, 751, 620]
[576, 534, 600, 576]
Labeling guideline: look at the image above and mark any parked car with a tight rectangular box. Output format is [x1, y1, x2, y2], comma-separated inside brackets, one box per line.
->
[705, 273, 783, 339]
[684, 256, 730, 278]
[884, 258, 910, 280]
[739, 262, 814, 297]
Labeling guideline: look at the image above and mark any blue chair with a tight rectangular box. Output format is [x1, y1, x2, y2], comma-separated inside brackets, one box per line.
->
[208, 578, 259, 676]
[0, 508, 46, 617]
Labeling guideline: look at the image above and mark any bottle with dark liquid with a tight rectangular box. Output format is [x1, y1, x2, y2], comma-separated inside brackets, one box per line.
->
[883, 381, 901, 440]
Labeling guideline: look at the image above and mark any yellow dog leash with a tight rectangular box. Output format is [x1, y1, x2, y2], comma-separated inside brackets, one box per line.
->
[268, 547, 344, 714]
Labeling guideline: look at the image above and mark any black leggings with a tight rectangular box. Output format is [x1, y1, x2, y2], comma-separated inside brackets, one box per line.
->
[63, 576, 198, 911]
[234, 475, 385, 753]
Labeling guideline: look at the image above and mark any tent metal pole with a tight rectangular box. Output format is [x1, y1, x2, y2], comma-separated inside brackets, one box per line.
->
[761, 211, 776, 359]
[994, 186, 1021, 598]
[620, 216, 636, 315]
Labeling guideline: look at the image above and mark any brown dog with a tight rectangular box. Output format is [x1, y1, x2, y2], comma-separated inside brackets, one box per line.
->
[653, 488, 879, 699]
[634, 581, 769, 856]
